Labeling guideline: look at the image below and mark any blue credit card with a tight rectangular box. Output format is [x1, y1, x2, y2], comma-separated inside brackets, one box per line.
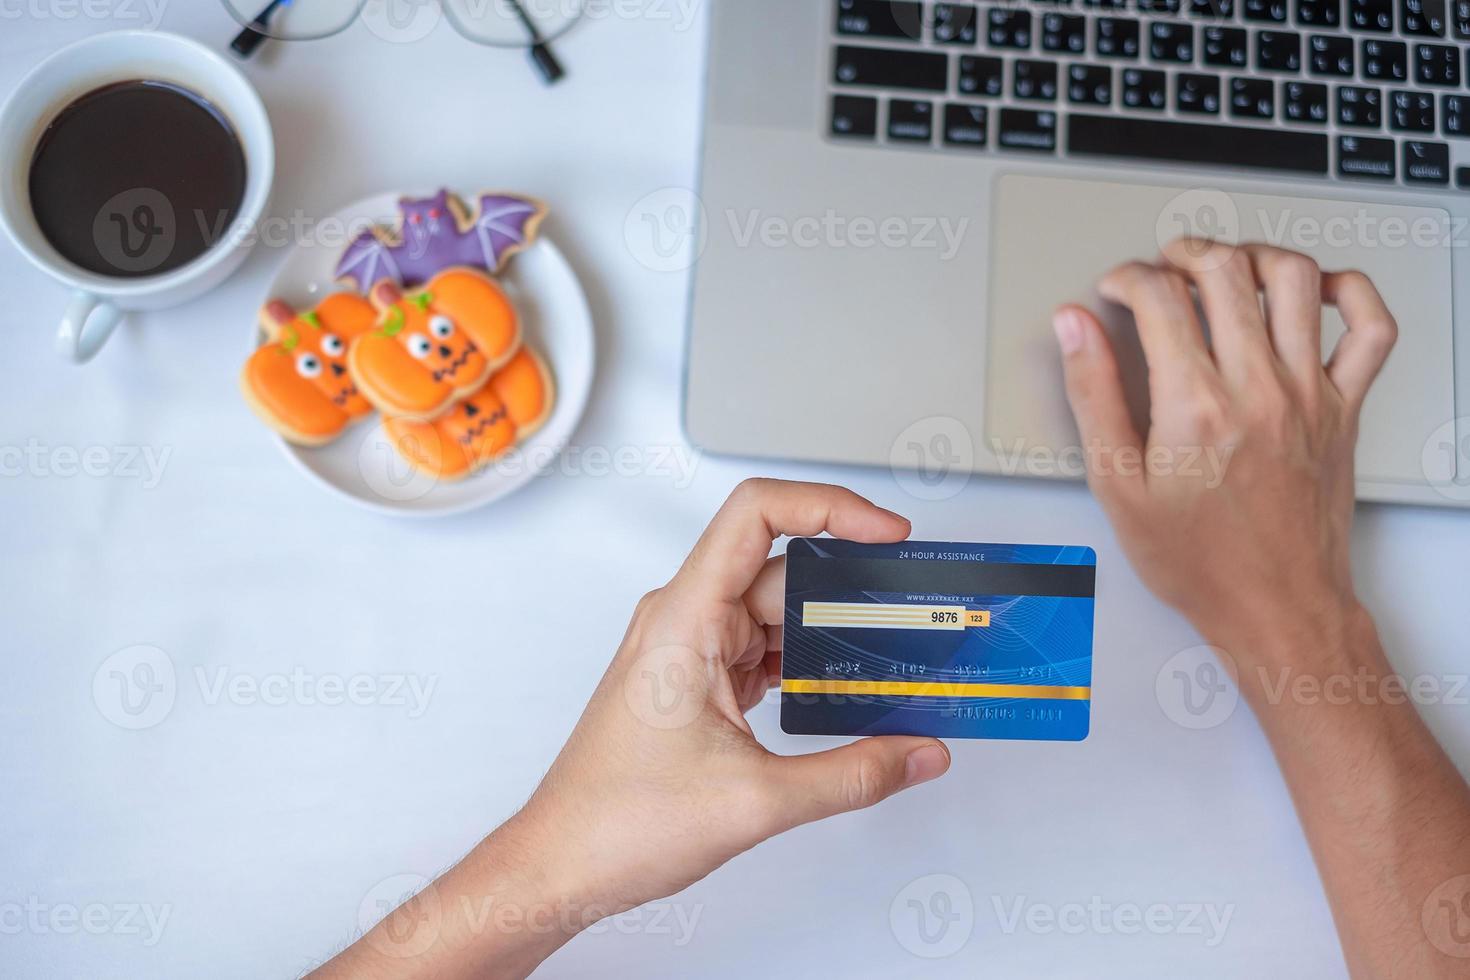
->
[780, 538, 1096, 741]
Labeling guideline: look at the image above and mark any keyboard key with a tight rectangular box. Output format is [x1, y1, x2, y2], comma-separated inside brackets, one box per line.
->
[1257, 31, 1303, 70]
[1337, 85, 1385, 125]
[1096, 17, 1142, 57]
[1310, 35, 1356, 74]
[1231, 76, 1277, 117]
[934, 3, 979, 44]
[1390, 89, 1437, 129]
[1177, 72, 1223, 112]
[835, 0, 923, 40]
[1122, 67, 1169, 108]
[1415, 42, 1462, 84]
[988, 9, 1033, 48]
[888, 99, 934, 141]
[1401, 0, 1448, 35]
[1443, 94, 1470, 135]
[1403, 139, 1451, 181]
[834, 46, 948, 90]
[1042, 13, 1087, 52]
[1338, 135, 1395, 177]
[1283, 81, 1330, 121]
[1348, 0, 1395, 28]
[1139, 0, 1184, 12]
[1297, 0, 1342, 23]
[1189, 0, 1237, 15]
[1069, 64, 1114, 104]
[1245, 0, 1289, 20]
[1069, 112, 1329, 171]
[1150, 22, 1196, 61]
[830, 94, 878, 137]
[943, 103, 989, 146]
[1204, 26, 1251, 65]
[1084, 0, 1128, 8]
[1458, 165, 1470, 187]
[997, 108, 1058, 151]
[1456, 0, 1470, 36]
[958, 55, 1005, 95]
[1361, 38, 1409, 78]
[1013, 59, 1059, 99]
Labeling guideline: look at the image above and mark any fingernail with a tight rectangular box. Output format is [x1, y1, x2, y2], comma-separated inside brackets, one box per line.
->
[903, 743, 951, 788]
[1052, 309, 1085, 355]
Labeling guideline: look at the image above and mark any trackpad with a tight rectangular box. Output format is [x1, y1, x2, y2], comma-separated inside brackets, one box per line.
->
[984, 174, 1456, 485]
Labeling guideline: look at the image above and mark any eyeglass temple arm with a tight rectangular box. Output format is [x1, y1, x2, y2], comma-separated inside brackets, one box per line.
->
[230, 0, 289, 59]
[509, 0, 566, 85]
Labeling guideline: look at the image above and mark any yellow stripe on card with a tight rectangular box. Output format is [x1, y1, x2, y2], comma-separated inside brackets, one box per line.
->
[780, 679, 1090, 700]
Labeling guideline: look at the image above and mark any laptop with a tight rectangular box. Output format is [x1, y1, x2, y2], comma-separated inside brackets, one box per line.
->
[685, 0, 1470, 507]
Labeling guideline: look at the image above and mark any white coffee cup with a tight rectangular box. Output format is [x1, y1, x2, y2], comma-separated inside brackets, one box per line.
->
[0, 31, 274, 364]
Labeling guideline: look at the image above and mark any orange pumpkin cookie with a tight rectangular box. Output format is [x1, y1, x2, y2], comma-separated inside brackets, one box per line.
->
[241, 293, 378, 446]
[382, 345, 555, 482]
[348, 267, 522, 421]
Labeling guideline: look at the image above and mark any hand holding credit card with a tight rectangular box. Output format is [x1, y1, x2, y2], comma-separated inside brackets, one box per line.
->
[781, 538, 1096, 741]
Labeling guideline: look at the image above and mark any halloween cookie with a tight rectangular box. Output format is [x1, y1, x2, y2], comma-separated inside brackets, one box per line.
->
[349, 267, 522, 421]
[335, 189, 547, 290]
[241, 293, 378, 446]
[382, 345, 555, 482]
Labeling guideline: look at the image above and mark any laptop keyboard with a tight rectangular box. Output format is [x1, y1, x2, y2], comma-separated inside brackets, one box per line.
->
[828, 0, 1470, 187]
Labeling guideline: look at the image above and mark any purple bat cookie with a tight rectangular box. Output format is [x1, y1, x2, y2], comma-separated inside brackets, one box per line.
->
[336, 190, 547, 290]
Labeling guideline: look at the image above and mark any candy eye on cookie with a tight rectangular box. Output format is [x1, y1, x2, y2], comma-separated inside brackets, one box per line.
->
[429, 315, 454, 340]
[407, 334, 433, 359]
[296, 352, 322, 378]
[320, 333, 345, 358]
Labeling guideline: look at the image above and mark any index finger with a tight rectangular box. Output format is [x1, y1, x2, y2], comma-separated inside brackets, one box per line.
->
[676, 479, 910, 604]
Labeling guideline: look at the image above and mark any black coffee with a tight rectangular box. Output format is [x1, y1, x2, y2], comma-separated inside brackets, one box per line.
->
[28, 80, 247, 279]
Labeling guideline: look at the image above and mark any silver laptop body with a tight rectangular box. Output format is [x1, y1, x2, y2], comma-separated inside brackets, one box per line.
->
[686, 0, 1470, 507]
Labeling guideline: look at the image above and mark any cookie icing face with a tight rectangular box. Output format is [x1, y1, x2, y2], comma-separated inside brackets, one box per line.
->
[348, 267, 522, 420]
[242, 293, 378, 445]
[381, 342, 556, 482]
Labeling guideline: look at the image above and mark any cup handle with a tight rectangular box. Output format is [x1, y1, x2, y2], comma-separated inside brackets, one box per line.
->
[57, 291, 123, 364]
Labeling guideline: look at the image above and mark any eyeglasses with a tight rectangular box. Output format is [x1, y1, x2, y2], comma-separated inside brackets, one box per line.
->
[224, 0, 585, 84]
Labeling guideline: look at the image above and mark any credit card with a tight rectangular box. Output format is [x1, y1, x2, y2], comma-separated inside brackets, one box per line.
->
[780, 538, 1096, 741]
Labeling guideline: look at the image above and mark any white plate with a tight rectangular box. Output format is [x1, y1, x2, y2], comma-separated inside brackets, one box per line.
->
[256, 192, 595, 517]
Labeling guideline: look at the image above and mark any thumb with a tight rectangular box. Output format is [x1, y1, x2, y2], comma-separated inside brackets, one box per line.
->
[763, 737, 950, 832]
[1053, 304, 1143, 493]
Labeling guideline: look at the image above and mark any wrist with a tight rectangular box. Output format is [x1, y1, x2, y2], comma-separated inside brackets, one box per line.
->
[1198, 598, 1396, 712]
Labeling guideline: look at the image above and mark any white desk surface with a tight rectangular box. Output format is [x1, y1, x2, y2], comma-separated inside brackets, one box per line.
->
[2, 6, 1468, 978]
